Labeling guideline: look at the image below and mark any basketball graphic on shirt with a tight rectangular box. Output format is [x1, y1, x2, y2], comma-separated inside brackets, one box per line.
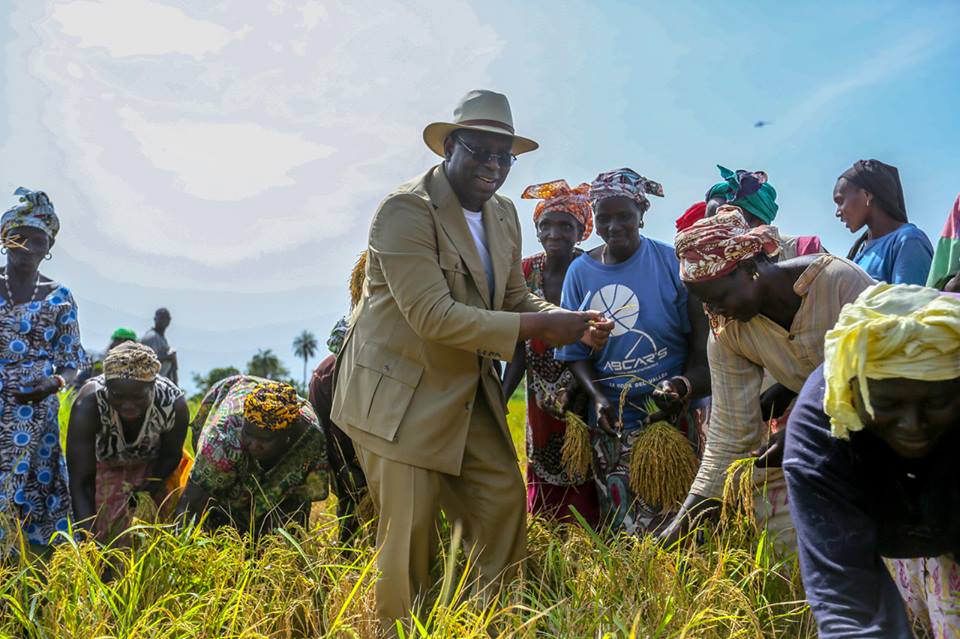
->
[589, 284, 639, 336]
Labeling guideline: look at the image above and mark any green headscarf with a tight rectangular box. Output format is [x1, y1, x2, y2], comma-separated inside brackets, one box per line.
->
[111, 327, 138, 342]
[706, 165, 779, 224]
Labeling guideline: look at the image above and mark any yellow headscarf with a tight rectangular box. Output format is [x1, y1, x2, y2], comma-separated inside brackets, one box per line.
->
[103, 341, 161, 382]
[242, 380, 301, 431]
[823, 283, 960, 439]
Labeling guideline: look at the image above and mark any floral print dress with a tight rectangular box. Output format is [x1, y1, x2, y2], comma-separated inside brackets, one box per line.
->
[521, 252, 599, 525]
[0, 283, 86, 546]
[187, 375, 329, 528]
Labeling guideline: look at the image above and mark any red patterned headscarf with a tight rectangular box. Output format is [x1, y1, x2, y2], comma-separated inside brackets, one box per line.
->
[522, 179, 593, 241]
[674, 209, 781, 283]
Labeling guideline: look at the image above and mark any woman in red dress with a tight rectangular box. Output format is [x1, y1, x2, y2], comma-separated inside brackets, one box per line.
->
[502, 180, 600, 526]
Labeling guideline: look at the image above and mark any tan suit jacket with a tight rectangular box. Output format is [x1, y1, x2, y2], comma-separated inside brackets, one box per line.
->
[331, 165, 553, 475]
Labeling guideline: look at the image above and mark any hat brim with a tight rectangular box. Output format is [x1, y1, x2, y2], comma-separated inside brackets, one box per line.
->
[422, 122, 539, 158]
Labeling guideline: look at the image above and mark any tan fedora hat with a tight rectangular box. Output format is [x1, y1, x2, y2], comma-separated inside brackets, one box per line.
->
[423, 89, 539, 158]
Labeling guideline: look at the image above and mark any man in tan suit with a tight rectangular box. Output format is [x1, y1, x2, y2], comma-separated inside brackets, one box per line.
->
[331, 90, 612, 630]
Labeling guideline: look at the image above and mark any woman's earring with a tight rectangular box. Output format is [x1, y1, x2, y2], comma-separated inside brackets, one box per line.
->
[752, 271, 760, 281]
[1, 247, 6, 255]
[44, 252, 52, 261]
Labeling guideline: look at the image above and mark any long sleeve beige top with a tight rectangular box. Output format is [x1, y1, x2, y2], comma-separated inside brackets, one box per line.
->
[691, 255, 874, 498]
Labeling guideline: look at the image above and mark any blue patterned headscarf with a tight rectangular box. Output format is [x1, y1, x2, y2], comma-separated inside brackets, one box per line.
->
[1, 187, 60, 241]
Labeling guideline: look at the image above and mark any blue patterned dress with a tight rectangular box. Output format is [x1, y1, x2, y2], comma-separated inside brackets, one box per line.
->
[0, 282, 86, 546]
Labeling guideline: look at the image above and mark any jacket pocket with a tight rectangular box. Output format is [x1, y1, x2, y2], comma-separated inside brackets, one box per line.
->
[438, 250, 469, 299]
[339, 343, 424, 442]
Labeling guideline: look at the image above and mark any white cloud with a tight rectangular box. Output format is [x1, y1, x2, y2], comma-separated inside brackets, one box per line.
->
[52, 0, 248, 58]
[118, 108, 335, 200]
[4, 0, 503, 272]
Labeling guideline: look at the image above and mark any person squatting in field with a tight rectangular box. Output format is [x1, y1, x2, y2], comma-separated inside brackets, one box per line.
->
[67, 341, 189, 542]
[177, 375, 329, 536]
[784, 284, 960, 638]
[659, 210, 873, 550]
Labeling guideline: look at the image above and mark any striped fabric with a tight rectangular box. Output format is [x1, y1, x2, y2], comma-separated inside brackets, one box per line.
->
[690, 255, 874, 499]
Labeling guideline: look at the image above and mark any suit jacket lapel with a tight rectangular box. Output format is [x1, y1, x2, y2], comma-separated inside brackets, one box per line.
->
[428, 166, 492, 308]
[482, 198, 511, 310]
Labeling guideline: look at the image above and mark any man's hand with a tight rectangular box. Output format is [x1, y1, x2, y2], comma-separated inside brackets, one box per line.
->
[581, 313, 614, 350]
[522, 310, 610, 347]
[12, 377, 61, 404]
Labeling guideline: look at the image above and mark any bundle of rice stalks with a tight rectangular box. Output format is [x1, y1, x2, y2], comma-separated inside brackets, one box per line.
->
[628, 400, 698, 509]
[560, 411, 592, 480]
[721, 456, 758, 528]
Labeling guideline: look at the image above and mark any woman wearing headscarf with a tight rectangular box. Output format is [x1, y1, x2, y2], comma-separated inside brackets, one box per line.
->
[66, 342, 189, 541]
[499, 179, 600, 526]
[555, 169, 711, 535]
[834, 159, 933, 284]
[176, 375, 329, 535]
[783, 284, 960, 639]
[659, 211, 873, 549]
[706, 165, 824, 257]
[926, 194, 960, 293]
[0, 188, 86, 550]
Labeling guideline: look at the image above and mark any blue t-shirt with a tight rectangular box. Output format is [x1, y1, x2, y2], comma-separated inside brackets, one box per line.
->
[853, 223, 933, 285]
[555, 237, 690, 428]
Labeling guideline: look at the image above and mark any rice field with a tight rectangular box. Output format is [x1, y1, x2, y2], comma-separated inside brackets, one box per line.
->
[0, 391, 816, 638]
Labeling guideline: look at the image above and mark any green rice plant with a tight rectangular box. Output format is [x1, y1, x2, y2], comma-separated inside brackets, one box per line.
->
[0, 392, 816, 638]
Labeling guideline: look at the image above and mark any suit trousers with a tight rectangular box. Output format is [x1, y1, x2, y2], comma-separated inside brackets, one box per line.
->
[355, 390, 527, 630]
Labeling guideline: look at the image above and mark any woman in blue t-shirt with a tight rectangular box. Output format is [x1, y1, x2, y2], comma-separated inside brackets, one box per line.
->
[556, 168, 710, 535]
[833, 159, 933, 284]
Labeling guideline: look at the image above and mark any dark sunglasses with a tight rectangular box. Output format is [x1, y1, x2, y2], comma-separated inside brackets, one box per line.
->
[454, 136, 517, 167]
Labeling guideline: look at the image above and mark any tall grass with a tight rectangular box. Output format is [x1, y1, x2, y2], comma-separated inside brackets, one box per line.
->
[0, 391, 814, 637]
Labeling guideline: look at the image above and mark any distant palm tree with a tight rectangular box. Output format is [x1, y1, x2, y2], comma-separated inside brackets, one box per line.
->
[292, 330, 319, 389]
[246, 348, 290, 380]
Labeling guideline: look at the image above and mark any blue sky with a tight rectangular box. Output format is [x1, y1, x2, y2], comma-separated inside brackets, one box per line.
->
[2, 0, 958, 392]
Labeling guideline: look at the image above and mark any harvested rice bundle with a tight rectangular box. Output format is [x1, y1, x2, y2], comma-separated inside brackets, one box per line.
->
[349, 251, 367, 309]
[628, 400, 698, 509]
[721, 456, 758, 527]
[560, 411, 592, 480]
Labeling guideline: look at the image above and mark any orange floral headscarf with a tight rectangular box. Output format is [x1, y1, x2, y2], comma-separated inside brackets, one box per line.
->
[522, 179, 593, 241]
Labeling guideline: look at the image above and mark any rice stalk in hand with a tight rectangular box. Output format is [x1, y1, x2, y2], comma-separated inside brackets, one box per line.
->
[628, 400, 698, 510]
[721, 456, 759, 529]
[560, 411, 592, 480]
